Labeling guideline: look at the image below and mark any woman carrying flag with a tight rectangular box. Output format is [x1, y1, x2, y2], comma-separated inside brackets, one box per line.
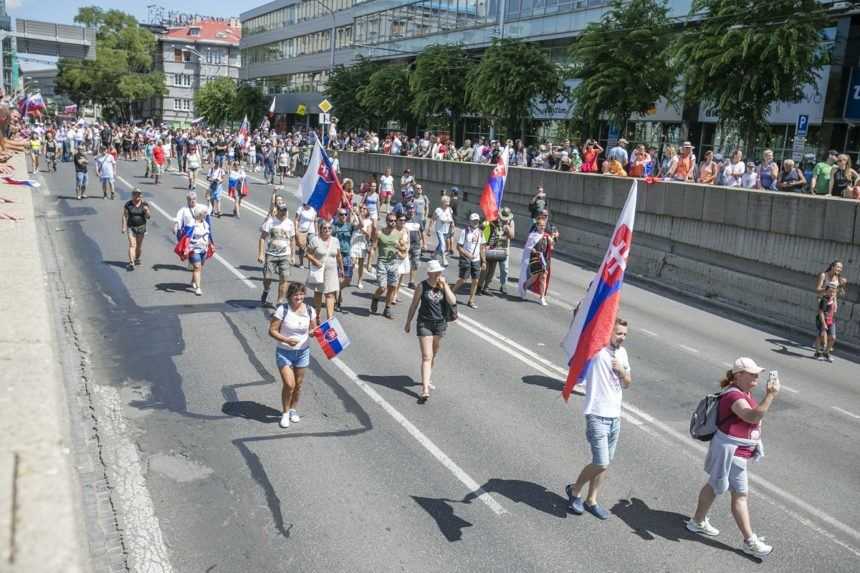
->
[174, 205, 215, 296]
[268, 282, 318, 429]
[227, 161, 248, 219]
[518, 211, 557, 306]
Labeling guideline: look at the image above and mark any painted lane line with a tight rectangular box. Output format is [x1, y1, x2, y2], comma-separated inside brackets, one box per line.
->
[832, 406, 860, 420]
[395, 288, 860, 552]
[117, 176, 257, 290]
[329, 357, 508, 517]
[679, 344, 700, 354]
[639, 328, 658, 337]
[780, 385, 799, 394]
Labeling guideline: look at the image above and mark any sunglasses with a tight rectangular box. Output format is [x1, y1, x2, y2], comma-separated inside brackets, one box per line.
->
[386, 218, 396, 223]
[321, 226, 332, 230]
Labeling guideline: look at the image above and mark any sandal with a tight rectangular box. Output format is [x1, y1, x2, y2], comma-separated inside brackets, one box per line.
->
[418, 393, 430, 404]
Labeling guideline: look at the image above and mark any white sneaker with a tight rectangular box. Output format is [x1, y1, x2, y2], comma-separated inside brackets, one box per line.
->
[539, 297, 548, 306]
[743, 534, 773, 557]
[288, 409, 300, 423]
[358, 281, 364, 289]
[279, 413, 290, 428]
[686, 517, 719, 537]
[195, 287, 202, 296]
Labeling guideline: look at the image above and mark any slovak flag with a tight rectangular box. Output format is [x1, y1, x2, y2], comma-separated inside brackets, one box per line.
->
[560, 180, 637, 401]
[314, 317, 351, 359]
[2, 176, 41, 188]
[479, 146, 510, 221]
[300, 139, 343, 220]
[174, 213, 216, 261]
[18, 93, 46, 116]
[238, 115, 250, 143]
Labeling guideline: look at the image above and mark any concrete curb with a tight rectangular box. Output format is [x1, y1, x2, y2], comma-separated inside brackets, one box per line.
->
[0, 154, 91, 572]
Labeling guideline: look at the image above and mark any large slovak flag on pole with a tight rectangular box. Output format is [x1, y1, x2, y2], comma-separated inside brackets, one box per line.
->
[479, 146, 510, 221]
[300, 138, 343, 220]
[560, 180, 637, 401]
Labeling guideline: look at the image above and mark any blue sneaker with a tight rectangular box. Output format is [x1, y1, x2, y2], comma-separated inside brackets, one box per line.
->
[565, 484, 584, 515]
[584, 501, 610, 520]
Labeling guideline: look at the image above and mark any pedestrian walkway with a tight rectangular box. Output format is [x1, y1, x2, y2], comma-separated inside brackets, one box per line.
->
[0, 154, 90, 572]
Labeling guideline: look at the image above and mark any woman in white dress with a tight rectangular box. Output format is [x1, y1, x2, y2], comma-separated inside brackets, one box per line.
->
[306, 221, 343, 322]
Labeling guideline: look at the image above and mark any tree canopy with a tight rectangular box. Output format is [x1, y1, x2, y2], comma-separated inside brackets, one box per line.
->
[194, 77, 238, 127]
[358, 64, 414, 132]
[409, 44, 474, 140]
[233, 84, 267, 128]
[466, 38, 564, 140]
[675, 0, 830, 150]
[568, 0, 677, 134]
[56, 6, 165, 121]
[326, 56, 382, 131]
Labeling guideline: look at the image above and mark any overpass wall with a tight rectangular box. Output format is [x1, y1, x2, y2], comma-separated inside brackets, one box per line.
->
[340, 152, 860, 348]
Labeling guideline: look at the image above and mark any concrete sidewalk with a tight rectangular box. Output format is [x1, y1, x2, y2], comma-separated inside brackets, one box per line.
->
[0, 154, 90, 572]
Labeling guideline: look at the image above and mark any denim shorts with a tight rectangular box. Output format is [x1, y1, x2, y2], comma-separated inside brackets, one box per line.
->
[377, 259, 400, 288]
[586, 414, 621, 467]
[276, 346, 310, 369]
[76, 172, 88, 186]
[189, 249, 206, 265]
[340, 255, 353, 280]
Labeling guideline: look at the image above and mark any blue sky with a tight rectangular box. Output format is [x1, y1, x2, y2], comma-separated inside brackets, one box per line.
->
[7, 0, 242, 27]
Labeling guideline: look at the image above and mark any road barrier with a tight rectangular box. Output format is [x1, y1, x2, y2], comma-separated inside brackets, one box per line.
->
[340, 152, 860, 349]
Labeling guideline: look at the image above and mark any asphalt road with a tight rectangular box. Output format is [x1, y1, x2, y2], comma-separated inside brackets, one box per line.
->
[32, 157, 860, 573]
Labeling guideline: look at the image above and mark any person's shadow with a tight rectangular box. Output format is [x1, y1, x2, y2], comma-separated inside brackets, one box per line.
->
[463, 478, 568, 518]
[412, 496, 473, 542]
[611, 498, 760, 562]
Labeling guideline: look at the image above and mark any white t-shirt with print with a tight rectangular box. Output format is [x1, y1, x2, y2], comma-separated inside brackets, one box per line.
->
[457, 225, 486, 262]
[582, 346, 631, 419]
[273, 304, 316, 350]
[261, 215, 295, 257]
[434, 206, 453, 235]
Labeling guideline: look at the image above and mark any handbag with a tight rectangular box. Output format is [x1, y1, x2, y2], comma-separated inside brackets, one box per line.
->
[307, 264, 324, 287]
[442, 298, 458, 323]
[485, 248, 507, 262]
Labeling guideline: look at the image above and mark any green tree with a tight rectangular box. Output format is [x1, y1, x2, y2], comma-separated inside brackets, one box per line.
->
[466, 38, 564, 140]
[326, 56, 381, 131]
[56, 7, 165, 121]
[409, 44, 473, 142]
[194, 77, 238, 127]
[232, 84, 267, 126]
[568, 0, 677, 135]
[675, 0, 830, 152]
[358, 64, 414, 132]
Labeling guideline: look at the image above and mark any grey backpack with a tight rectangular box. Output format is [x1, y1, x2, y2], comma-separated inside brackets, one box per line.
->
[689, 389, 728, 442]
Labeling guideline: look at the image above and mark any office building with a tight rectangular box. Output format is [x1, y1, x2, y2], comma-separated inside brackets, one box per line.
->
[240, 0, 860, 159]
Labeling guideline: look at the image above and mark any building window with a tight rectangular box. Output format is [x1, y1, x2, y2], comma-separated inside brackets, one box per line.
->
[174, 48, 183, 63]
[174, 98, 182, 111]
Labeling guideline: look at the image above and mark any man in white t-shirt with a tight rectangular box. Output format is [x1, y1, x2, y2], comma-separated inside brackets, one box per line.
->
[565, 318, 632, 521]
[431, 196, 453, 266]
[452, 213, 487, 309]
[95, 149, 117, 200]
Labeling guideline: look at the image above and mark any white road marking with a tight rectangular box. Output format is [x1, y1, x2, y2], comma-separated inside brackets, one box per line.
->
[394, 291, 860, 553]
[679, 344, 700, 354]
[781, 385, 799, 394]
[117, 176, 256, 289]
[329, 357, 508, 516]
[639, 328, 658, 337]
[832, 406, 860, 420]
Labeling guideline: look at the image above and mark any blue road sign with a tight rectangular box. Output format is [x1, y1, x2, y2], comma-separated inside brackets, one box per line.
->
[796, 114, 809, 137]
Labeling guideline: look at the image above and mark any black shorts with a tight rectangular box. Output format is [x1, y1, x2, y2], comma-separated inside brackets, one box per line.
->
[459, 259, 481, 280]
[417, 320, 446, 337]
[129, 225, 147, 236]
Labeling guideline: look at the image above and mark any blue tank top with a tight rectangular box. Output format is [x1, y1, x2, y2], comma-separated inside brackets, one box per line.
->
[759, 161, 777, 190]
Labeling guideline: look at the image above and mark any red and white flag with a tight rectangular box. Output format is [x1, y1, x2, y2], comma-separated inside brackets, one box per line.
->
[560, 180, 637, 401]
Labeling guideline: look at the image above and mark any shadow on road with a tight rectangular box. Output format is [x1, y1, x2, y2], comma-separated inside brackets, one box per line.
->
[359, 374, 421, 399]
[464, 478, 568, 518]
[521, 374, 563, 392]
[221, 401, 281, 424]
[412, 496, 473, 542]
[610, 498, 760, 562]
[152, 263, 188, 272]
[766, 338, 816, 360]
[154, 281, 194, 293]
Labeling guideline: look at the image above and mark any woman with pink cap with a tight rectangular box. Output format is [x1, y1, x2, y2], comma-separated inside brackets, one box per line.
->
[686, 357, 781, 558]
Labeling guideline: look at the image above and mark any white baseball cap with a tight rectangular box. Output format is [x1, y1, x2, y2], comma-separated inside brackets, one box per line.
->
[732, 357, 764, 375]
[469, 213, 481, 221]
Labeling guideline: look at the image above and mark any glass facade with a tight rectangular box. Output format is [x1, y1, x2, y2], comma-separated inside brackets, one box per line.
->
[504, 0, 607, 21]
[242, 0, 358, 36]
[256, 70, 331, 93]
[353, 0, 494, 46]
[242, 25, 353, 64]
